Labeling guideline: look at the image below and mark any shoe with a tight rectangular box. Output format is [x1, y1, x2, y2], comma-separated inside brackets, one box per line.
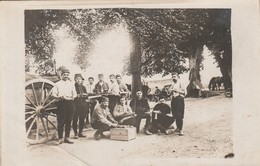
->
[168, 125, 175, 129]
[64, 138, 74, 144]
[173, 128, 180, 134]
[73, 135, 79, 139]
[179, 130, 184, 136]
[94, 131, 101, 140]
[144, 129, 152, 135]
[100, 133, 106, 138]
[165, 130, 173, 135]
[78, 133, 86, 138]
[158, 130, 162, 135]
[57, 139, 63, 144]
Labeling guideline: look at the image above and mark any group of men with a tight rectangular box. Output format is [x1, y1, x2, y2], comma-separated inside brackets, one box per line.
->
[51, 68, 186, 144]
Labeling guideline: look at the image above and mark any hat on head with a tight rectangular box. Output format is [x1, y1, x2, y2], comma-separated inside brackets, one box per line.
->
[74, 73, 84, 80]
[171, 72, 178, 76]
[159, 96, 165, 100]
[116, 74, 121, 78]
[61, 69, 70, 76]
[101, 97, 109, 102]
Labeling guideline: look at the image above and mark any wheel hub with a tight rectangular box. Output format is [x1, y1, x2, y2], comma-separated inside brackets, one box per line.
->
[35, 106, 45, 116]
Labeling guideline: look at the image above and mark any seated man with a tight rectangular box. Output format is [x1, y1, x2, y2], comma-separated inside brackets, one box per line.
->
[148, 97, 175, 135]
[113, 97, 135, 126]
[91, 97, 118, 140]
[130, 91, 152, 135]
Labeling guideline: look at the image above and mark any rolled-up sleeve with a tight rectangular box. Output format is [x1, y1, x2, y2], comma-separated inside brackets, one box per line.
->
[95, 108, 113, 126]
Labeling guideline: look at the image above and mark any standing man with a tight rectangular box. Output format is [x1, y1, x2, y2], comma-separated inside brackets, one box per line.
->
[116, 74, 130, 98]
[85, 76, 97, 126]
[169, 72, 186, 136]
[108, 74, 120, 115]
[91, 97, 118, 140]
[93, 74, 109, 94]
[130, 91, 152, 135]
[52, 68, 77, 144]
[73, 74, 88, 138]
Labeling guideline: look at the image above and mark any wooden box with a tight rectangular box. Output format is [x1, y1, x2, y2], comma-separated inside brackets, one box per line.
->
[110, 127, 136, 141]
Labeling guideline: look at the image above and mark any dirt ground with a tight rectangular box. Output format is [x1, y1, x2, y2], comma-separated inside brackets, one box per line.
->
[26, 93, 233, 166]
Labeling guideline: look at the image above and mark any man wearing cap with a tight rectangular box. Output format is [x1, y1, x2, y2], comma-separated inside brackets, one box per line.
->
[93, 74, 109, 94]
[148, 97, 175, 135]
[129, 91, 152, 135]
[85, 76, 97, 126]
[116, 74, 130, 95]
[52, 68, 77, 144]
[107, 74, 120, 115]
[73, 74, 88, 139]
[169, 72, 186, 136]
[91, 97, 118, 140]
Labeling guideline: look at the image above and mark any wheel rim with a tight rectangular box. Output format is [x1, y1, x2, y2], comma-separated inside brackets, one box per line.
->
[25, 78, 58, 144]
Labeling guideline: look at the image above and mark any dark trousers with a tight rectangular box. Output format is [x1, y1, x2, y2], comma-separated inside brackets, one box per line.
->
[56, 100, 75, 139]
[108, 95, 119, 116]
[91, 121, 113, 134]
[171, 96, 185, 130]
[73, 103, 88, 135]
[134, 114, 151, 133]
[86, 100, 97, 124]
[150, 114, 175, 133]
[115, 116, 135, 126]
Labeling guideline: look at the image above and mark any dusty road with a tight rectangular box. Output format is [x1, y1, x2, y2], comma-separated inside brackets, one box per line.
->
[26, 94, 232, 166]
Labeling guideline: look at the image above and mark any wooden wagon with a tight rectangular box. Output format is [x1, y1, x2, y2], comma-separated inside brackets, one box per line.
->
[25, 74, 60, 145]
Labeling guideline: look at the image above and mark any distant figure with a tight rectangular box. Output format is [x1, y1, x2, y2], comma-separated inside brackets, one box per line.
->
[169, 72, 186, 136]
[160, 86, 171, 100]
[208, 76, 224, 91]
[130, 91, 152, 135]
[154, 86, 161, 102]
[142, 82, 150, 99]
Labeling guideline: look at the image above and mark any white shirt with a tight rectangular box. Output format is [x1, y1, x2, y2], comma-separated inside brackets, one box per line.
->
[169, 80, 186, 98]
[52, 80, 77, 99]
[108, 81, 120, 95]
[85, 83, 95, 94]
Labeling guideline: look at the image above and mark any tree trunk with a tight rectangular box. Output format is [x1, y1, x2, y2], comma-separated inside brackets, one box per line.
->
[186, 44, 204, 97]
[130, 32, 142, 100]
[216, 51, 232, 90]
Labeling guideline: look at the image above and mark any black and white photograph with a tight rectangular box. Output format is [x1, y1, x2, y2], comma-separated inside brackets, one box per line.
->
[1, 1, 260, 166]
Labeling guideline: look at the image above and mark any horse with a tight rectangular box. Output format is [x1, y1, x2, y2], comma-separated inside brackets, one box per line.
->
[208, 76, 224, 91]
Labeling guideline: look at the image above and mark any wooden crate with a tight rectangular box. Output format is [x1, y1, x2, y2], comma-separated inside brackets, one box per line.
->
[110, 127, 136, 141]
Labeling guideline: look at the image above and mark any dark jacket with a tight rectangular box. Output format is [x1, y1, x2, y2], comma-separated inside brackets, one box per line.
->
[129, 98, 150, 116]
[93, 81, 109, 94]
[74, 83, 88, 106]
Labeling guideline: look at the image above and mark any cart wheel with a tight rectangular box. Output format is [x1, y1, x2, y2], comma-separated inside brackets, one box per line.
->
[25, 79, 58, 145]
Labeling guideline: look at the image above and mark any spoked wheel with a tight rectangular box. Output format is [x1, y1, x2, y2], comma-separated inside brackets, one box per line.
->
[25, 78, 58, 145]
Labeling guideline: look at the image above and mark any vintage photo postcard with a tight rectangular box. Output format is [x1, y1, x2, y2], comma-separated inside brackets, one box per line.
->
[1, 0, 260, 166]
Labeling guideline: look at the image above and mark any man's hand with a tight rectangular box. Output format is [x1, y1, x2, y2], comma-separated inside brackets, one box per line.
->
[111, 123, 118, 128]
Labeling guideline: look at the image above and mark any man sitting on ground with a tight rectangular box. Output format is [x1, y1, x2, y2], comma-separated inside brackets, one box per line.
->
[91, 97, 118, 140]
[113, 97, 135, 126]
[130, 91, 152, 135]
[148, 96, 175, 135]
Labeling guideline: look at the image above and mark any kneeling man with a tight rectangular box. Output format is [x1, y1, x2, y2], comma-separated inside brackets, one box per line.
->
[91, 97, 118, 140]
